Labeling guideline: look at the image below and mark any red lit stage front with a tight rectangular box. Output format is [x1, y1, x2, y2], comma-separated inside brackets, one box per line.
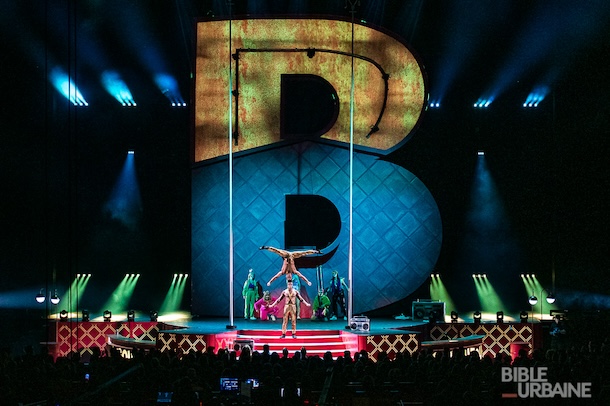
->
[47, 317, 543, 362]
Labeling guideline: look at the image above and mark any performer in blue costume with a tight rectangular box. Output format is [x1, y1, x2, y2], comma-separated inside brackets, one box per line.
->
[328, 270, 349, 320]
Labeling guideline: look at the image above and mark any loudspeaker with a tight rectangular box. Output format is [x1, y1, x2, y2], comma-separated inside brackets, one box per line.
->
[349, 315, 370, 331]
[412, 301, 445, 321]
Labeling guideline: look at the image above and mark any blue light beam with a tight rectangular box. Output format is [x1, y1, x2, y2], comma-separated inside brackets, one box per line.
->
[523, 85, 550, 107]
[103, 152, 142, 230]
[155, 73, 187, 107]
[101, 70, 137, 106]
[50, 67, 88, 106]
[474, 96, 494, 108]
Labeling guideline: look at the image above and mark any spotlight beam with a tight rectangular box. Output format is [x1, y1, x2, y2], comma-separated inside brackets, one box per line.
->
[101, 70, 137, 106]
[50, 67, 88, 106]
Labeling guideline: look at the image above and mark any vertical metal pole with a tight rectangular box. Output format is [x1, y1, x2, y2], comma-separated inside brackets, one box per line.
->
[551, 89, 559, 294]
[316, 265, 324, 293]
[347, 1, 357, 321]
[227, 10, 235, 329]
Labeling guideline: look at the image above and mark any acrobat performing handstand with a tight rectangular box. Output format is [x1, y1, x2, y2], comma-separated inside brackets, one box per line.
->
[260, 246, 321, 286]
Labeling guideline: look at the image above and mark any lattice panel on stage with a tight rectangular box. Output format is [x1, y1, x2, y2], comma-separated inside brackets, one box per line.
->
[157, 332, 212, 355]
[429, 323, 537, 358]
[367, 334, 420, 360]
[54, 321, 161, 359]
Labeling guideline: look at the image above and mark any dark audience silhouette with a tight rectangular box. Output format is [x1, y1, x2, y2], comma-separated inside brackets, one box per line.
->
[1, 332, 609, 405]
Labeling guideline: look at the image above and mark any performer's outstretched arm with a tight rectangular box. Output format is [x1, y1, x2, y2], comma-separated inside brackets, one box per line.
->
[267, 269, 284, 286]
[296, 291, 311, 307]
[293, 268, 312, 286]
[267, 259, 288, 286]
[260, 246, 289, 258]
[270, 291, 285, 307]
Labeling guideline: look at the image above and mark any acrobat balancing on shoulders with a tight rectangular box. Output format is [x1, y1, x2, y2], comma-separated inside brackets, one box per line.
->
[259, 246, 321, 286]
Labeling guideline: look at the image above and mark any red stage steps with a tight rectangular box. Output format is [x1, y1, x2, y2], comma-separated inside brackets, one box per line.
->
[235, 329, 360, 358]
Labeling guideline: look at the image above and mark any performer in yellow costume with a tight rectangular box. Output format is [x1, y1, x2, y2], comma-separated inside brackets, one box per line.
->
[270, 279, 310, 338]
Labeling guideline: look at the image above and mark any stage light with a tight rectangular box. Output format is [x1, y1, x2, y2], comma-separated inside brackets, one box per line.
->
[50, 67, 88, 106]
[155, 73, 186, 107]
[496, 311, 504, 323]
[127, 310, 135, 321]
[50, 291, 60, 305]
[473, 311, 481, 323]
[101, 70, 137, 106]
[523, 86, 549, 108]
[528, 289, 556, 320]
[520, 311, 529, 323]
[128, 150, 135, 155]
[103, 310, 112, 322]
[474, 97, 493, 108]
[150, 310, 158, 322]
[82, 309, 90, 322]
[478, 150, 485, 156]
[35, 290, 46, 304]
[450, 311, 459, 323]
[59, 310, 68, 321]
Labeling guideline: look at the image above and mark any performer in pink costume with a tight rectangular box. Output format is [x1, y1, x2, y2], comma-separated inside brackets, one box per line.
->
[260, 245, 320, 286]
[254, 291, 279, 321]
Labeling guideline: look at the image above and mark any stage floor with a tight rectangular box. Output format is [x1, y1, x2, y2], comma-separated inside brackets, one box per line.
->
[151, 316, 432, 360]
[161, 316, 428, 336]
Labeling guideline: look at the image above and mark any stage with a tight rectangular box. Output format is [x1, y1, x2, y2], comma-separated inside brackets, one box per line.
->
[47, 315, 543, 362]
[164, 316, 424, 335]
